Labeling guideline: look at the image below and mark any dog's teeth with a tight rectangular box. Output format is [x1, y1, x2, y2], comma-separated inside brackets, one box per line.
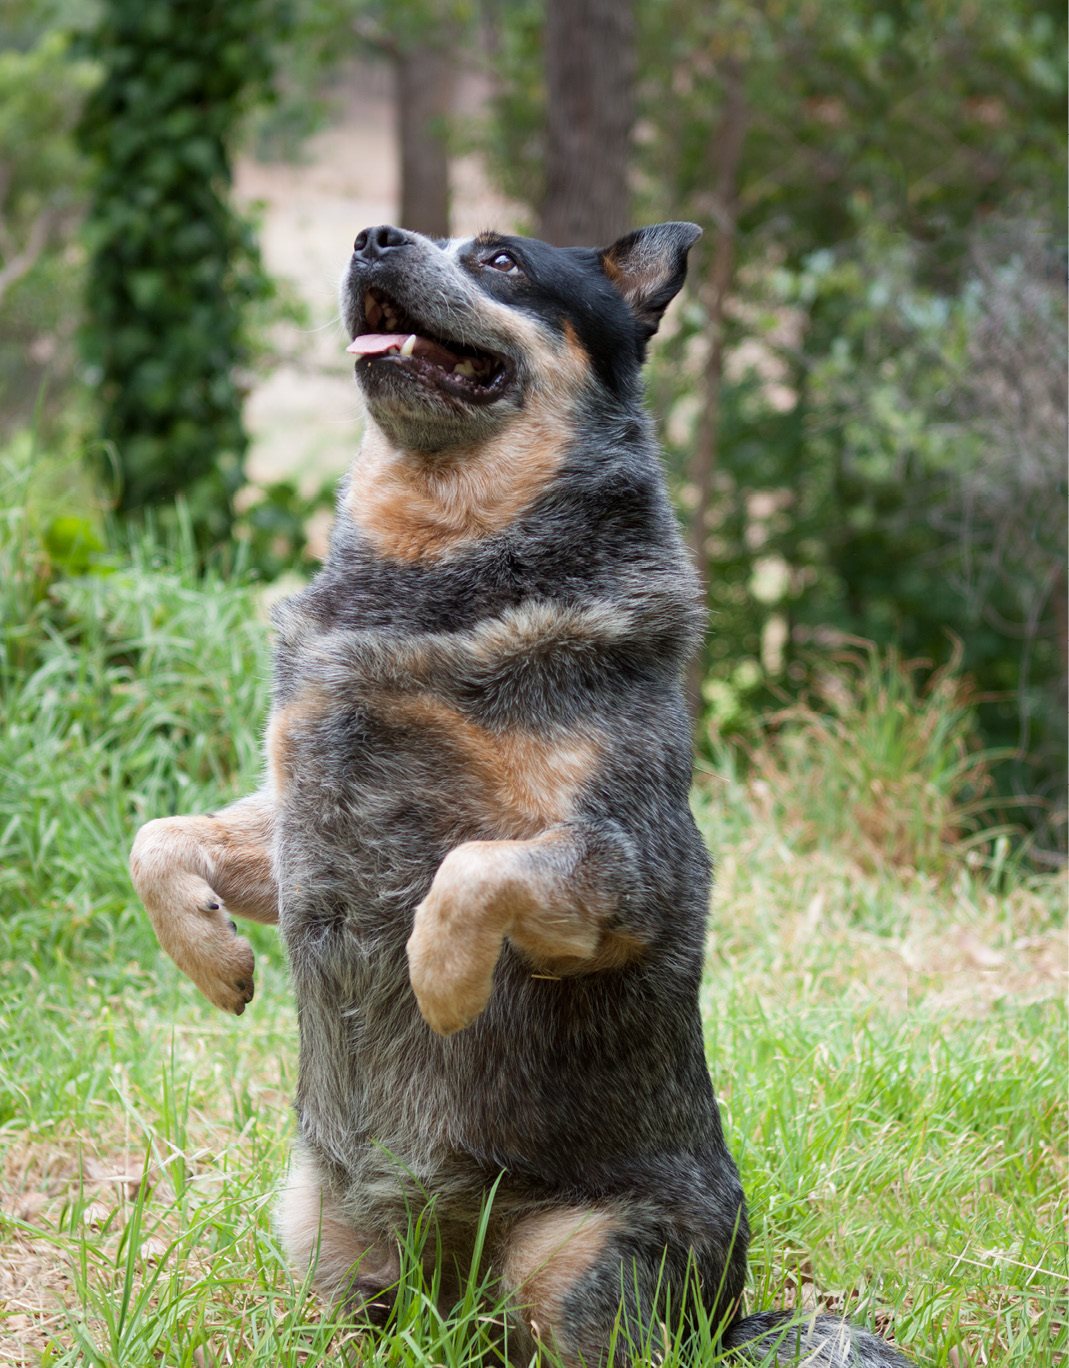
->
[453, 360, 476, 378]
[400, 335, 416, 357]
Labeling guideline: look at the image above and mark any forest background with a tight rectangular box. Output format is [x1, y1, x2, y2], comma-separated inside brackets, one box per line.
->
[0, 2, 1066, 1365]
[4, 0, 1067, 856]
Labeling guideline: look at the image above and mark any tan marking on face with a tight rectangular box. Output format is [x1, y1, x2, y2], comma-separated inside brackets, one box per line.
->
[501, 1206, 617, 1347]
[561, 319, 591, 372]
[346, 322, 589, 562]
[378, 694, 598, 836]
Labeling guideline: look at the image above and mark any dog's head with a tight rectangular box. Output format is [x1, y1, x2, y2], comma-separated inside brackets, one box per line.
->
[340, 222, 701, 452]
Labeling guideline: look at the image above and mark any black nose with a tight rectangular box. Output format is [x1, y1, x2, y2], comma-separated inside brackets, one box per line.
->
[353, 225, 411, 260]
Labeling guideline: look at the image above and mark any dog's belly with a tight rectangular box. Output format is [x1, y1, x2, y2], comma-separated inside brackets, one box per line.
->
[269, 659, 716, 1219]
[279, 799, 717, 1225]
[271, 682, 608, 1211]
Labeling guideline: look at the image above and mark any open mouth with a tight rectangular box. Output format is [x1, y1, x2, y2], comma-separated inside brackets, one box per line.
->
[347, 288, 510, 404]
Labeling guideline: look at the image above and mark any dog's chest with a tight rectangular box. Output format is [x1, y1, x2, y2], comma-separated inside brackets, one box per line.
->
[268, 590, 600, 950]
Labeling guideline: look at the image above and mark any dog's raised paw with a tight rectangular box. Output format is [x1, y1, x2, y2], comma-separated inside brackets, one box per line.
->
[405, 843, 515, 1035]
[136, 865, 256, 1014]
[193, 906, 256, 1015]
[406, 900, 500, 1036]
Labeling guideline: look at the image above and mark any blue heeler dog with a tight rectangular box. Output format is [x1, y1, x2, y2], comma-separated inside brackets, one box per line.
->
[130, 221, 910, 1365]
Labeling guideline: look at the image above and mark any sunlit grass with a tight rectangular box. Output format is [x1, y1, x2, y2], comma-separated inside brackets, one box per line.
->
[1, 479, 1064, 1366]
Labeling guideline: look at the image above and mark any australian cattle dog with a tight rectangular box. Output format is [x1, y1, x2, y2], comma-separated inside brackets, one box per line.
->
[130, 221, 908, 1365]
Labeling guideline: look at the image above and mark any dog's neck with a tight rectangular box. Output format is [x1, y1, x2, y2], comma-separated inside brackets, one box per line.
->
[343, 407, 574, 563]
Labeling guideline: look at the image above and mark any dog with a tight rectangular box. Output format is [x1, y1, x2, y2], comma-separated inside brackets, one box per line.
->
[130, 221, 909, 1366]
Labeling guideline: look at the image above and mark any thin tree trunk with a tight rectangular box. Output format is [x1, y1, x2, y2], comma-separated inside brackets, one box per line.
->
[539, 0, 635, 246]
[396, 43, 453, 238]
[686, 60, 747, 712]
[1051, 563, 1068, 717]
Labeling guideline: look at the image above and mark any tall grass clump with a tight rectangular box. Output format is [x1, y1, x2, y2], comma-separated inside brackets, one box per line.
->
[731, 644, 1005, 875]
[0, 444, 269, 976]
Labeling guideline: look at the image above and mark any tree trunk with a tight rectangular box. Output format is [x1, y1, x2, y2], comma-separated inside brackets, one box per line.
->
[395, 43, 453, 238]
[539, 0, 635, 246]
[686, 60, 747, 712]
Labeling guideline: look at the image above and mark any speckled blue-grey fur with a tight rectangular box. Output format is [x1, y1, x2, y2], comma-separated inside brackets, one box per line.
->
[258, 224, 910, 1365]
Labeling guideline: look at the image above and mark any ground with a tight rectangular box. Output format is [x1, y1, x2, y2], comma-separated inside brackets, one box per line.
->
[1, 754, 1064, 1365]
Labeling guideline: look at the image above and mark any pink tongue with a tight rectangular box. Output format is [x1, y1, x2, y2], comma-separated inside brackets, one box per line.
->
[346, 333, 411, 355]
[346, 332, 467, 370]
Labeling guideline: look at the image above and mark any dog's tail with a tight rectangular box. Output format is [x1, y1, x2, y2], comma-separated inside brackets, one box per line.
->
[723, 1309, 911, 1365]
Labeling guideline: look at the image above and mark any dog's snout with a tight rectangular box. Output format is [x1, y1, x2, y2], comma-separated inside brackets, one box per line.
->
[353, 224, 412, 260]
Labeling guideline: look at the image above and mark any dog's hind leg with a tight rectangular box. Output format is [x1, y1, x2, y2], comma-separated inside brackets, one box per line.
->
[498, 1204, 622, 1365]
[130, 790, 277, 1013]
[275, 1144, 399, 1325]
[497, 1199, 737, 1368]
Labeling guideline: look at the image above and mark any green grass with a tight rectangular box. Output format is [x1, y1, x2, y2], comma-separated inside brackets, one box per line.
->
[1, 473, 1065, 1366]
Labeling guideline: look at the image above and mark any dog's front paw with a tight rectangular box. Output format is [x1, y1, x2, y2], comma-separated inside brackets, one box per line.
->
[406, 844, 512, 1036]
[185, 884, 257, 1015]
[131, 820, 255, 1014]
[153, 873, 256, 1015]
[407, 908, 498, 1036]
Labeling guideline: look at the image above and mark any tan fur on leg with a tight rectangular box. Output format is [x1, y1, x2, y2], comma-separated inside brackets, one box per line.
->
[275, 1145, 399, 1307]
[406, 841, 518, 1036]
[129, 790, 277, 1013]
[501, 1206, 618, 1364]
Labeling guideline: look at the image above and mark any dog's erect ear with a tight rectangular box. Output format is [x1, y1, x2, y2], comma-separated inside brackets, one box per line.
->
[600, 222, 702, 340]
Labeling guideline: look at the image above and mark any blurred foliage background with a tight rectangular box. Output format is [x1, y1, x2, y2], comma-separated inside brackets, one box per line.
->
[2, 0, 1066, 858]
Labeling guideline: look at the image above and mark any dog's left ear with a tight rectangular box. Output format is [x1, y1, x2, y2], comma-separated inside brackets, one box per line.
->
[600, 222, 702, 340]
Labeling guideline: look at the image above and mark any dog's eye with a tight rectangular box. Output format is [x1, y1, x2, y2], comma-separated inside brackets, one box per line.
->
[484, 250, 519, 273]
